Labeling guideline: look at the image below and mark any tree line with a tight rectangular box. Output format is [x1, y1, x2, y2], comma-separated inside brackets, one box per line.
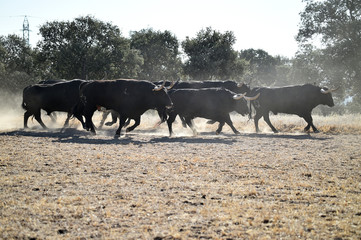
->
[0, 0, 360, 113]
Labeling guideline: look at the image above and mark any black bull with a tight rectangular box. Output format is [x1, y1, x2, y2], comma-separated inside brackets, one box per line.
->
[101, 80, 251, 127]
[77, 79, 172, 137]
[166, 88, 259, 136]
[164, 80, 251, 94]
[22, 79, 86, 129]
[249, 84, 337, 133]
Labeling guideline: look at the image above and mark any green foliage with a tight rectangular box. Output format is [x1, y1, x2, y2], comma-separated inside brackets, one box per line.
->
[130, 28, 182, 80]
[0, 35, 34, 74]
[297, 0, 361, 111]
[37, 16, 142, 80]
[182, 27, 243, 80]
[0, 35, 37, 92]
[239, 49, 279, 86]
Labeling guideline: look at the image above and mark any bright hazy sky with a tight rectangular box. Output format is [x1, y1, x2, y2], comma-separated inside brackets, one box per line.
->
[0, 0, 305, 58]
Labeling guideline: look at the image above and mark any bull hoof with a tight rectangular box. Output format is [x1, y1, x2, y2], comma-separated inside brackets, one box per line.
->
[126, 128, 133, 133]
[114, 134, 120, 139]
[206, 120, 216, 125]
[313, 130, 320, 133]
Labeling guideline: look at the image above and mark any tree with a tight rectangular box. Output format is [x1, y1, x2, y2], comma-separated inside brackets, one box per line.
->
[182, 27, 244, 80]
[130, 28, 182, 80]
[297, 0, 361, 110]
[239, 49, 279, 87]
[0, 34, 34, 74]
[37, 16, 142, 80]
[0, 34, 36, 92]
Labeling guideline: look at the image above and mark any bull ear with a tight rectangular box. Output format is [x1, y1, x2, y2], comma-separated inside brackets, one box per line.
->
[237, 82, 243, 88]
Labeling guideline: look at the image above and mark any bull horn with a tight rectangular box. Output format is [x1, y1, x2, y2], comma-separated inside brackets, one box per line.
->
[166, 81, 175, 90]
[233, 93, 246, 100]
[244, 93, 260, 101]
[153, 80, 166, 91]
[321, 86, 339, 94]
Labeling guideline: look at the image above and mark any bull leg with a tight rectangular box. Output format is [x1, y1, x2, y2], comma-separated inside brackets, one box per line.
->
[72, 110, 86, 129]
[24, 111, 32, 128]
[63, 112, 71, 128]
[115, 117, 127, 138]
[105, 111, 119, 126]
[49, 112, 57, 122]
[167, 113, 177, 137]
[224, 115, 240, 135]
[34, 110, 47, 129]
[123, 118, 131, 128]
[180, 115, 187, 128]
[126, 116, 140, 132]
[185, 118, 198, 136]
[157, 108, 168, 123]
[254, 111, 262, 133]
[98, 111, 109, 129]
[303, 114, 319, 133]
[216, 121, 225, 135]
[263, 113, 278, 133]
[84, 108, 96, 134]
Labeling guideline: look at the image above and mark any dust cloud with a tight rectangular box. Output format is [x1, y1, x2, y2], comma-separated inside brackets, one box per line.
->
[1, 89, 359, 135]
[0, 90, 24, 131]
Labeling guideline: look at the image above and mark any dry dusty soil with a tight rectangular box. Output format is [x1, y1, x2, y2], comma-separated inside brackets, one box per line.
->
[0, 112, 361, 239]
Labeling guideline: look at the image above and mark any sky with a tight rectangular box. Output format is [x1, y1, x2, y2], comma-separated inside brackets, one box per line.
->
[0, 0, 306, 58]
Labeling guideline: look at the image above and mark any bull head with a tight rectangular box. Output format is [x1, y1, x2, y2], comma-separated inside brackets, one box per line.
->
[321, 87, 339, 94]
[233, 93, 260, 101]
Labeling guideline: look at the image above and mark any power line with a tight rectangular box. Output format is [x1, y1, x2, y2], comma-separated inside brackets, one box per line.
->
[23, 16, 30, 45]
[8, 15, 39, 46]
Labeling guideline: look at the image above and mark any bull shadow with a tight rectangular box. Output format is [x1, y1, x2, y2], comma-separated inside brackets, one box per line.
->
[0, 128, 88, 139]
[148, 135, 238, 145]
[0, 128, 238, 145]
[242, 132, 331, 140]
[0, 128, 331, 145]
[0, 128, 149, 145]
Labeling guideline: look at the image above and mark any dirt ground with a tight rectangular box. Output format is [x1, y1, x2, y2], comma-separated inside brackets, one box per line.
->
[0, 112, 361, 239]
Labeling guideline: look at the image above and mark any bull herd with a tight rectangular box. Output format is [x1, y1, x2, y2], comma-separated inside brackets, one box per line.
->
[21, 79, 337, 137]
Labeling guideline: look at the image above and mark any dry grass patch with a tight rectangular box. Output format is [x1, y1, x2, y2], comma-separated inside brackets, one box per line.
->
[1, 114, 361, 239]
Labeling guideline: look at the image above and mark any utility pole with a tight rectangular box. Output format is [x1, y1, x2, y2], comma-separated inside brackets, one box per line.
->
[22, 15, 30, 45]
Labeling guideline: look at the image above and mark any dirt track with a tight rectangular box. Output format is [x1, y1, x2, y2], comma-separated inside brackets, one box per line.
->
[1, 113, 361, 239]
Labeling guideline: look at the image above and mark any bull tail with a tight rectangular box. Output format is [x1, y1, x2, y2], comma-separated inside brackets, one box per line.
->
[22, 85, 32, 110]
[248, 101, 253, 121]
[79, 81, 89, 104]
